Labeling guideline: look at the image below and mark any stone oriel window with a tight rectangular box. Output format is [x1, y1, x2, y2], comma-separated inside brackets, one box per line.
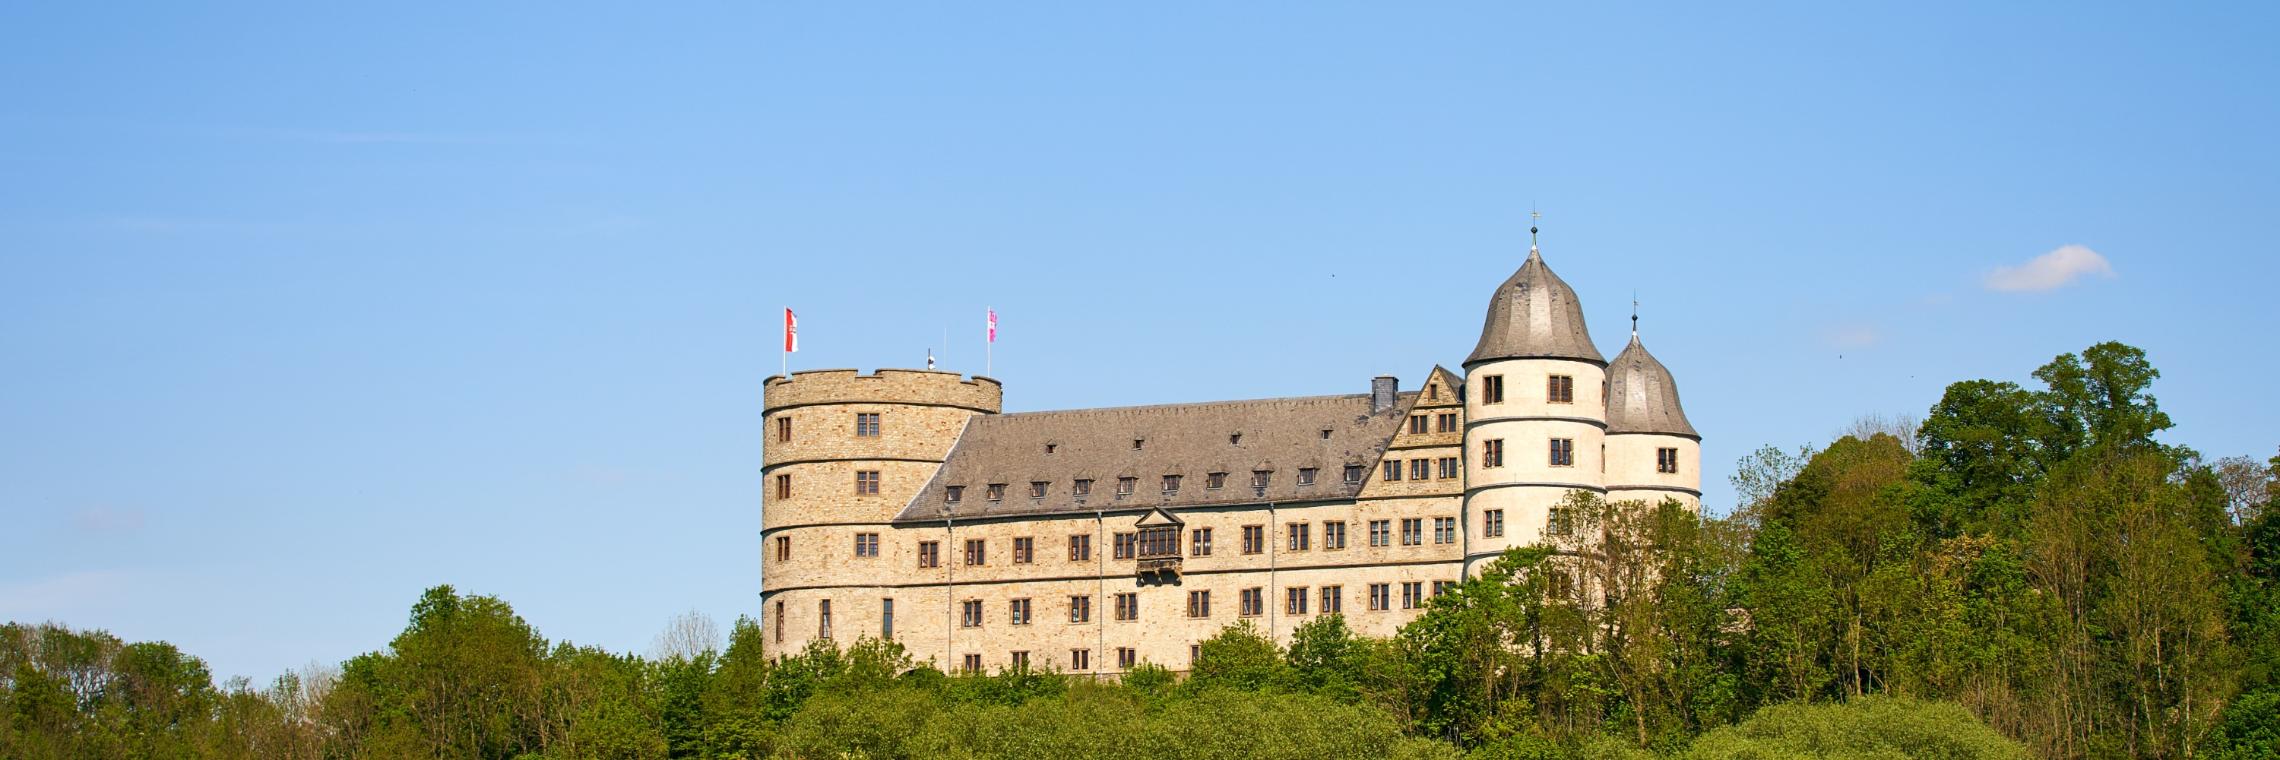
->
[1239, 587, 1264, 617]
[1073, 479, 1092, 496]
[1547, 375, 1574, 404]
[1482, 439, 1504, 468]
[1206, 472, 1226, 490]
[1549, 438, 1575, 467]
[1241, 525, 1264, 554]
[1029, 481, 1048, 498]
[1297, 468, 1317, 486]
[945, 485, 963, 503]
[963, 539, 986, 566]
[1114, 592, 1138, 621]
[1012, 536, 1034, 564]
[854, 471, 881, 495]
[1321, 585, 1343, 614]
[986, 483, 1005, 501]
[917, 541, 940, 568]
[1658, 447, 1680, 474]
[1484, 509, 1505, 538]
[1482, 375, 1505, 404]
[1116, 477, 1136, 496]
[854, 413, 881, 437]
[1401, 518, 1423, 546]
[1343, 465, 1363, 484]
[1323, 521, 1347, 550]
[1186, 590, 1210, 618]
[1190, 527, 1213, 556]
[1068, 534, 1091, 561]
[1368, 583, 1390, 611]
[854, 532, 879, 558]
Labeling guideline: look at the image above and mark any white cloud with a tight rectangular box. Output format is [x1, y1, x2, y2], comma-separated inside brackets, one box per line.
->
[1985, 244, 2115, 292]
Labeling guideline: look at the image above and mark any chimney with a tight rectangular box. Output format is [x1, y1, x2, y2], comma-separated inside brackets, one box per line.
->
[1371, 376, 1399, 413]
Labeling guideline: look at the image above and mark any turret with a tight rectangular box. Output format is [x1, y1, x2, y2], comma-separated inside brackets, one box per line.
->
[1603, 331, 1701, 510]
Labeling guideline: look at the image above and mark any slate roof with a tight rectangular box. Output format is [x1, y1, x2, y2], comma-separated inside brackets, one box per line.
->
[1605, 334, 1697, 437]
[1466, 248, 1605, 366]
[895, 391, 1418, 522]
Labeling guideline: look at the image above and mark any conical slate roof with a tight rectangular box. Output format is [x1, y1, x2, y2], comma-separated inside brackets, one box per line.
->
[1466, 248, 1604, 366]
[1605, 334, 1696, 437]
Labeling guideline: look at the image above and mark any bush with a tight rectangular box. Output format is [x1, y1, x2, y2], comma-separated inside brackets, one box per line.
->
[1683, 697, 2027, 760]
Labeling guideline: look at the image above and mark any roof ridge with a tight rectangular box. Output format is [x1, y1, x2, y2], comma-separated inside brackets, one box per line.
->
[990, 391, 1390, 419]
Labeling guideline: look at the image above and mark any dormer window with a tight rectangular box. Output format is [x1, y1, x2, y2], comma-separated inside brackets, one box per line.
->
[1117, 477, 1136, 496]
[1229, 433, 1242, 445]
[1046, 443, 1058, 454]
[945, 486, 963, 503]
[1343, 465, 1363, 484]
[1030, 481, 1048, 498]
[1133, 438, 1145, 450]
[1321, 429, 1333, 439]
[1162, 475, 1182, 494]
[1206, 472, 1226, 489]
[1298, 468, 1317, 486]
[986, 483, 1006, 501]
[1251, 470, 1271, 488]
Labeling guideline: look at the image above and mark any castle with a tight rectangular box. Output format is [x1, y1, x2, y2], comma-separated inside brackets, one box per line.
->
[759, 238, 1699, 672]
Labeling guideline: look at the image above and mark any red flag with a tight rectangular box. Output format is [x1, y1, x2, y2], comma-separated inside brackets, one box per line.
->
[987, 308, 997, 343]
[784, 308, 799, 353]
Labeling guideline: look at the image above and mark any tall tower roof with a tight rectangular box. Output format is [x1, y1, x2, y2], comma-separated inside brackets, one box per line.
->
[1605, 334, 1696, 437]
[1466, 246, 1603, 366]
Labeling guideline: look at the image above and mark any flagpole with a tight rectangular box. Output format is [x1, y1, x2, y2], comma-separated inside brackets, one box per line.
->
[781, 307, 788, 379]
[986, 306, 993, 377]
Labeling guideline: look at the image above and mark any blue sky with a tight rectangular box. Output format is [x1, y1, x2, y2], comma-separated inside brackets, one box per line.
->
[3, 3, 2276, 683]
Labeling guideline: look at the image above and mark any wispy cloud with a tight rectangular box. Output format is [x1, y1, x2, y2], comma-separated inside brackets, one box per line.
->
[1985, 244, 2115, 292]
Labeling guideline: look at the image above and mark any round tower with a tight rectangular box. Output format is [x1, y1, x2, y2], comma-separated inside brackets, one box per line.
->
[760, 369, 1001, 658]
[1462, 239, 1607, 576]
[1603, 329, 1701, 511]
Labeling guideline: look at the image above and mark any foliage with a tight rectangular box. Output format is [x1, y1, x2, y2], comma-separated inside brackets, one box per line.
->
[1684, 697, 2030, 759]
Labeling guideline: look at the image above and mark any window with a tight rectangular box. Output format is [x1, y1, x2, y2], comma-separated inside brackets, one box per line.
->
[1484, 509, 1505, 538]
[1191, 644, 1202, 666]
[1369, 519, 1392, 547]
[1187, 590, 1211, 618]
[1191, 527, 1213, 556]
[1009, 598, 1032, 626]
[1013, 537, 1034, 564]
[1402, 582, 1424, 609]
[1287, 522, 1311, 551]
[1550, 438, 1575, 467]
[1438, 456, 1459, 479]
[1344, 465, 1364, 484]
[1162, 474, 1182, 493]
[882, 598, 894, 639]
[1286, 586, 1310, 615]
[986, 483, 1005, 501]
[1411, 459, 1430, 480]
[818, 599, 833, 640]
[963, 653, 983, 673]
[1547, 375, 1574, 404]
[1046, 443, 1057, 454]
[1251, 470, 1271, 488]
[854, 470, 881, 495]
[774, 600, 784, 642]
[1402, 518, 1424, 546]
[1428, 383, 1439, 400]
[1029, 481, 1048, 498]
[1383, 460, 1402, 481]
[1658, 447, 1680, 474]
[1117, 477, 1136, 496]
[776, 416, 792, 442]
[1369, 583, 1391, 611]
[1230, 433, 1241, 445]
[1242, 525, 1265, 554]
[774, 535, 791, 561]
[1483, 375, 1505, 404]
[1010, 651, 1029, 668]
[961, 599, 983, 628]
[1133, 438, 1145, 450]
[1482, 439, 1504, 468]
[1240, 587, 1264, 617]
[1436, 412, 1458, 432]
[1117, 647, 1137, 669]
[855, 413, 880, 437]
[774, 474, 792, 500]
[1324, 521, 1347, 550]
[1434, 580, 1455, 597]
[1321, 585, 1343, 614]
[1206, 472, 1226, 490]
[918, 541, 940, 568]
[1070, 595, 1092, 623]
[1409, 415, 1428, 434]
[945, 485, 963, 503]
[1550, 570, 1575, 600]
[1069, 534, 1091, 561]
[1114, 592, 1139, 621]
[1074, 478, 1093, 496]
[1434, 517, 1457, 544]
[964, 539, 986, 566]
[1298, 467, 1317, 485]
[1071, 649, 1092, 671]
[1138, 526, 1179, 557]
[1114, 532, 1137, 560]
[854, 533, 880, 558]
[1549, 507, 1575, 537]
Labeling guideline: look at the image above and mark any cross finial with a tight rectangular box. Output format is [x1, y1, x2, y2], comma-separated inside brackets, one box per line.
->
[1631, 292, 1640, 338]
[1528, 205, 1542, 253]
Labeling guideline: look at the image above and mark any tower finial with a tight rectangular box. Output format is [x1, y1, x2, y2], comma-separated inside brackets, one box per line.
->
[1631, 291, 1639, 338]
[1529, 205, 1541, 252]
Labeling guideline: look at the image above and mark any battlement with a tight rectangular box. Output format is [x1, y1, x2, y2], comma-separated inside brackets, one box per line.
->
[764, 368, 1003, 414]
